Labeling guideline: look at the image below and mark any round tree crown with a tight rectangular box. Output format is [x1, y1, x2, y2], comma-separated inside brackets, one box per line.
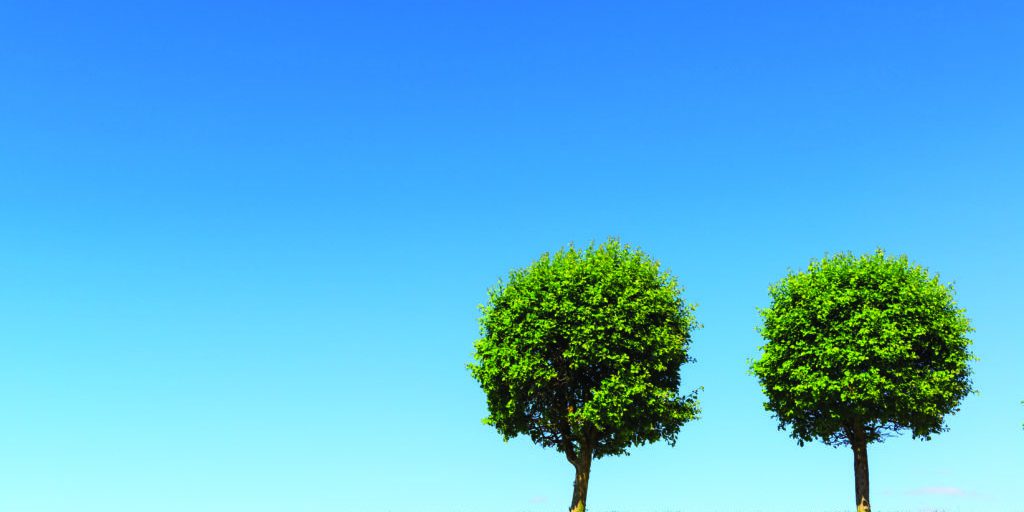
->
[751, 249, 975, 446]
[469, 238, 700, 459]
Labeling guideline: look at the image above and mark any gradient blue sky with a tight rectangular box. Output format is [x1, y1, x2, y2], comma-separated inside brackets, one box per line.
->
[2, 2, 1022, 511]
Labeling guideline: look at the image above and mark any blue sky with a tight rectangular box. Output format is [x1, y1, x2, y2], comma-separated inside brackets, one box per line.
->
[1, 2, 1022, 511]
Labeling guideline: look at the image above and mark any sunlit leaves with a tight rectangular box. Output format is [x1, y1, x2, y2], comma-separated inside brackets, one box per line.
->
[751, 250, 975, 447]
[468, 238, 700, 459]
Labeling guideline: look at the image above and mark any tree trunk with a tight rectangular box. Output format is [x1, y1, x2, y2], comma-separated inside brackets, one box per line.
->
[851, 429, 870, 512]
[569, 445, 592, 512]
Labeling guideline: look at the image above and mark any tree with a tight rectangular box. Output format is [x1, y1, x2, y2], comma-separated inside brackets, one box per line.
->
[751, 250, 975, 512]
[469, 239, 700, 512]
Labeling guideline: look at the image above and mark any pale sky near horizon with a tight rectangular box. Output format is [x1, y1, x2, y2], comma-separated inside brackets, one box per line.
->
[2, 2, 1022, 511]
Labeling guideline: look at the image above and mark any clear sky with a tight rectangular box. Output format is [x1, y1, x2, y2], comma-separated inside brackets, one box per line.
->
[2, 2, 1022, 511]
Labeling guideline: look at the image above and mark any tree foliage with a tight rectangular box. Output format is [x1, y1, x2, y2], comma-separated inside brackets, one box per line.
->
[751, 250, 975, 447]
[469, 239, 700, 460]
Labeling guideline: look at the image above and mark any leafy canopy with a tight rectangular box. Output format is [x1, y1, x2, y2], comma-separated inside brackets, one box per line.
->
[751, 250, 975, 446]
[469, 239, 700, 459]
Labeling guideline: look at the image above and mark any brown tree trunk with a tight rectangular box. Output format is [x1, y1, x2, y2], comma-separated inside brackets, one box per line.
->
[569, 445, 592, 512]
[851, 429, 870, 512]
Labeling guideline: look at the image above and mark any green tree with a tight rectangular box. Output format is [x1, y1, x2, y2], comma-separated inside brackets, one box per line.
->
[469, 239, 700, 512]
[751, 250, 975, 512]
